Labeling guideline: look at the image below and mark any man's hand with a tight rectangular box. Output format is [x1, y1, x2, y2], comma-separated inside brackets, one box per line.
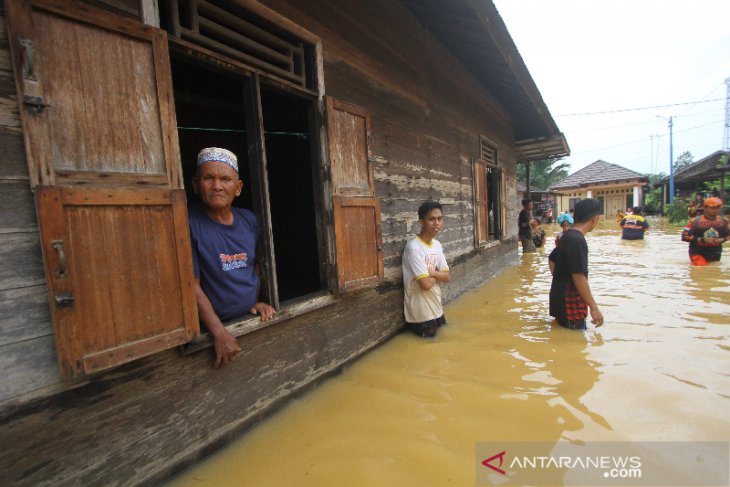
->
[590, 306, 604, 327]
[251, 302, 276, 321]
[211, 327, 241, 368]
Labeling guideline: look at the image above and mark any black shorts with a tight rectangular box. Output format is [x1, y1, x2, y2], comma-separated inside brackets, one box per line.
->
[557, 317, 586, 330]
[407, 315, 446, 338]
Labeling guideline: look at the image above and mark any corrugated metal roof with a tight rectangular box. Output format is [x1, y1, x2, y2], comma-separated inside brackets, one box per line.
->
[659, 150, 729, 184]
[551, 160, 648, 190]
[400, 0, 569, 158]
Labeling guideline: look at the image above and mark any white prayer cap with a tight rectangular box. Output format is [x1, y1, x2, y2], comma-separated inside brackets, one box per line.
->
[196, 147, 238, 173]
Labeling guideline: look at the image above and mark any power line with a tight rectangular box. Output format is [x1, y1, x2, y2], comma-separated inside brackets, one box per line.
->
[567, 120, 723, 159]
[677, 81, 725, 117]
[556, 98, 724, 117]
[577, 140, 723, 172]
[568, 118, 662, 134]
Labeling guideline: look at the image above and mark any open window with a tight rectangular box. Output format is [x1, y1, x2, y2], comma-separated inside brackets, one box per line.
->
[474, 137, 503, 245]
[161, 0, 335, 327]
[170, 56, 327, 312]
[166, 4, 382, 319]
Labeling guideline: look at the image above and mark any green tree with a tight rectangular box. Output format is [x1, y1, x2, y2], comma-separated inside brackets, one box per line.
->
[673, 150, 693, 173]
[517, 158, 571, 189]
[666, 198, 689, 225]
[643, 172, 667, 214]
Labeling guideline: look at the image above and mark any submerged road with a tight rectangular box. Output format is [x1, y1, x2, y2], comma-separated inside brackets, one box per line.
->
[169, 217, 730, 486]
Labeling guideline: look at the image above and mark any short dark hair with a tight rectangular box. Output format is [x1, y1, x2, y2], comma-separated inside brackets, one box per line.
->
[632, 206, 642, 215]
[418, 201, 443, 220]
[521, 198, 531, 206]
[573, 198, 603, 223]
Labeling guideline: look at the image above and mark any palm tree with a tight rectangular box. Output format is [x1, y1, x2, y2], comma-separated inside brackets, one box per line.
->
[517, 158, 571, 189]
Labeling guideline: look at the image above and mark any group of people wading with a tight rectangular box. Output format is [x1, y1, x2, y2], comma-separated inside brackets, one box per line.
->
[517, 196, 729, 333]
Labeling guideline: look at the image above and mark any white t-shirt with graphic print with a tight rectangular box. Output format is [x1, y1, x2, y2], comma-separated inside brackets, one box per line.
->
[402, 236, 449, 324]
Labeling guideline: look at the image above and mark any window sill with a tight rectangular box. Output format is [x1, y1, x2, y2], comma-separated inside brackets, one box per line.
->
[180, 291, 337, 355]
[477, 239, 502, 250]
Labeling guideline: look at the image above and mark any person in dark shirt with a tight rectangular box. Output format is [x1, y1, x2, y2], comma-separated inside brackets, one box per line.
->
[519, 199, 536, 253]
[681, 197, 729, 266]
[620, 206, 649, 240]
[549, 198, 604, 330]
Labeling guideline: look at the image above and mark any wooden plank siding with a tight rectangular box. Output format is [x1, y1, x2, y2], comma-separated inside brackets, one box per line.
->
[0, 0, 525, 484]
[0, 5, 61, 400]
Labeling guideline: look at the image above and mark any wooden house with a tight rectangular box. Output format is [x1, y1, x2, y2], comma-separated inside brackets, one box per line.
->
[551, 160, 648, 217]
[659, 149, 730, 203]
[0, 0, 568, 484]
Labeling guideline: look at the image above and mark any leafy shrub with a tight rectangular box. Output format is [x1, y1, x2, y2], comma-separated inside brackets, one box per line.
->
[666, 199, 689, 225]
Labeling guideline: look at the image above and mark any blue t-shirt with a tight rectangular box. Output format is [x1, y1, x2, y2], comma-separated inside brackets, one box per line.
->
[189, 206, 259, 322]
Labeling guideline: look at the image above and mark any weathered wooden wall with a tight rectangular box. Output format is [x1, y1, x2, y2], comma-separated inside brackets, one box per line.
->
[0, 4, 60, 403]
[265, 0, 522, 282]
[0, 0, 522, 484]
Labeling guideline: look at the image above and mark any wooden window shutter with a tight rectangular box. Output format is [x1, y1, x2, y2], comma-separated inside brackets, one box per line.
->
[326, 97, 383, 292]
[5, 0, 199, 378]
[332, 196, 383, 292]
[473, 159, 489, 245]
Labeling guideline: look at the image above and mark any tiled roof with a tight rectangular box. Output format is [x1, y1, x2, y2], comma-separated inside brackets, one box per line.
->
[551, 160, 647, 189]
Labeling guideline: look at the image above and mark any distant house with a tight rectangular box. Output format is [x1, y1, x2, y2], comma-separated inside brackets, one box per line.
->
[550, 160, 649, 217]
[518, 180, 551, 201]
[659, 150, 730, 202]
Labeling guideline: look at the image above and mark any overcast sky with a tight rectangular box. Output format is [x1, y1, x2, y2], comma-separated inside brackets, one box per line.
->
[492, 0, 730, 176]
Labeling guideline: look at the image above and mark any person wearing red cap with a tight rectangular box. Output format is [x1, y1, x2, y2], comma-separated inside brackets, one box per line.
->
[681, 197, 729, 265]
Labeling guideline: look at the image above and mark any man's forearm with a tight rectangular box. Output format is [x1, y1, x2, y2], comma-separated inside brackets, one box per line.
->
[430, 269, 450, 283]
[195, 285, 222, 329]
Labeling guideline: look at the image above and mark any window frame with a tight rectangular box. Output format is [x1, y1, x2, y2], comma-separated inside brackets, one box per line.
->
[167, 10, 340, 351]
[473, 136, 504, 247]
[173, 8, 382, 352]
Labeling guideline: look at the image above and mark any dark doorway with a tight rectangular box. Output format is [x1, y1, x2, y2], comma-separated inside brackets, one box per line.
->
[486, 167, 502, 239]
[261, 87, 324, 302]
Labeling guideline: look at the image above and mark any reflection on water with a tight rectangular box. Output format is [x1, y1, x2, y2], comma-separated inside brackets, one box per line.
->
[169, 218, 730, 486]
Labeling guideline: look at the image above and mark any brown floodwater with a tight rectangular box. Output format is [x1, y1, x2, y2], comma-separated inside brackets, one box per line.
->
[168, 218, 730, 486]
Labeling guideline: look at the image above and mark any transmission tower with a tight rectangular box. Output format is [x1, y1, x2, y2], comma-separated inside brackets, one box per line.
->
[725, 78, 730, 150]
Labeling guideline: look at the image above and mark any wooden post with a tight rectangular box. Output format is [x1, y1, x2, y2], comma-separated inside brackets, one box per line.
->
[140, 0, 160, 27]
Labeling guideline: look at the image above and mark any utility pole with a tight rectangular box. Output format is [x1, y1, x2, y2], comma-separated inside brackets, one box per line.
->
[724, 77, 730, 151]
[657, 115, 675, 204]
[669, 116, 674, 204]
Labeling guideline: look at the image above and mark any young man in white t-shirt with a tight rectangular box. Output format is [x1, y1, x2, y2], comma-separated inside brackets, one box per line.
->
[402, 201, 450, 338]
